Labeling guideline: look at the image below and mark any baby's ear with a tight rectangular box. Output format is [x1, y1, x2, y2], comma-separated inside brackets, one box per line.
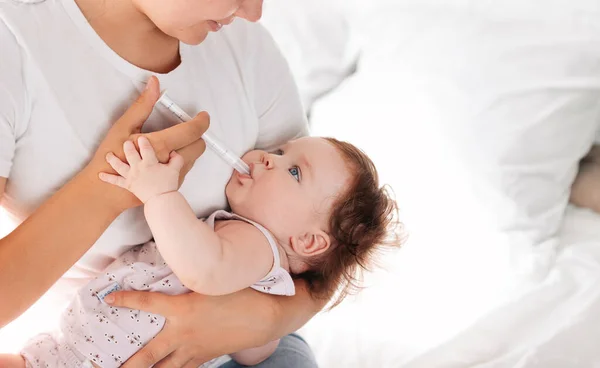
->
[290, 231, 331, 257]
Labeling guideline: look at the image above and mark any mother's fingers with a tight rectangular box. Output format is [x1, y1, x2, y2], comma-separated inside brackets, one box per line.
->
[118, 76, 161, 133]
[147, 111, 210, 155]
[182, 357, 207, 368]
[105, 290, 173, 315]
[176, 138, 207, 182]
[122, 329, 177, 368]
[153, 348, 195, 368]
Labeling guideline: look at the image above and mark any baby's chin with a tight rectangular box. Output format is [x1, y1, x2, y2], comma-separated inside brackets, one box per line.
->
[224, 186, 242, 214]
[224, 180, 236, 201]
[225, 199, 263, 226]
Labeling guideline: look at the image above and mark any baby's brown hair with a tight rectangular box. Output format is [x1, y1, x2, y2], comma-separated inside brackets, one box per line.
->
[295, 137, 403, 309]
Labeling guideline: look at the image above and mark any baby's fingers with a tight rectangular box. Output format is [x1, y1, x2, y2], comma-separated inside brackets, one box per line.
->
[106, 152, 130, 177]
[138, 136, 159, 164]
[123, 140, 142, 165]
[168, 151, 184, 171]
[99, 172, 128, 189]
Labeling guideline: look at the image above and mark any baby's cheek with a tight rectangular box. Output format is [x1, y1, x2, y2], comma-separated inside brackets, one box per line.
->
[258, 178, 281, 197]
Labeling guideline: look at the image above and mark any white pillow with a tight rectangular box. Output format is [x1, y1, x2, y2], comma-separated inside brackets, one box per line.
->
[307, 1, 600, 279]
[260, 0, 360, 113]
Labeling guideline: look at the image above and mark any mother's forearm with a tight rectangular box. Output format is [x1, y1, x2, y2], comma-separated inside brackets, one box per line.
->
[266, 281, 325, 339]
[235, 281, 324, 344]
[0, 169, 121, 327]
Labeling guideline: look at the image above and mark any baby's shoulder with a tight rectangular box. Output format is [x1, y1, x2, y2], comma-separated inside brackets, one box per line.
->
[214, 219, 269, 244]
[214, 218, 254, 231]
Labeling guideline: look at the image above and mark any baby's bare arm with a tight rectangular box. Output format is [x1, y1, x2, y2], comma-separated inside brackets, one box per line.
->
[101, 135, 276, 296]
[144, 192, 274, 295]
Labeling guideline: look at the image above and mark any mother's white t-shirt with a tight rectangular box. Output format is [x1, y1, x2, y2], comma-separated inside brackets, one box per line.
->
[0, 0, 307, 291]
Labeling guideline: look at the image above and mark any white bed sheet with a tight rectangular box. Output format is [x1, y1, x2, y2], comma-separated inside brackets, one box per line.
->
[290, 31, 600, 363]
[300, 205, 600, 367]
[406, 206, 600, 368]
[294, 68, 600, 367]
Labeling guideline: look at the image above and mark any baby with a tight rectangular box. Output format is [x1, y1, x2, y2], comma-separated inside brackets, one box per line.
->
[2, 135, 400, 368]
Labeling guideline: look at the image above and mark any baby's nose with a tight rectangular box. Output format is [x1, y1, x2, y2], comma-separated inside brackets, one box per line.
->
[261, 152, 274, 169]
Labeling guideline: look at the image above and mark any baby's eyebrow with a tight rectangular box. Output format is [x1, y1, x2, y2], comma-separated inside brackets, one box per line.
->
[299, 154, 313, 181]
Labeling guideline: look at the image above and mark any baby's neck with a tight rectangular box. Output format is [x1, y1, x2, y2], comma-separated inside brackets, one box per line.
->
[275, 243, 309, 275]
[276, 245, 291, 272]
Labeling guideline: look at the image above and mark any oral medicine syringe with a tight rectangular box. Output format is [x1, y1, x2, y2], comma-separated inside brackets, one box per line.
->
[157, 92, 250, 175]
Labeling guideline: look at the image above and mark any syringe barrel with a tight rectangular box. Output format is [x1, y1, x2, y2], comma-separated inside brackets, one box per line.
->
[157, 92, 250, 175]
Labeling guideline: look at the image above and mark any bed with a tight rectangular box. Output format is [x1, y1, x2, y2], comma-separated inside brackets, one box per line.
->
[261, 0, 600, 366]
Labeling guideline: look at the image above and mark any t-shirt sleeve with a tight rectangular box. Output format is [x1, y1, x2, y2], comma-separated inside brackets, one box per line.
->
[261, 0, 359, 113]
[247, 23, 309, 151]
[0, 18, 28, 179]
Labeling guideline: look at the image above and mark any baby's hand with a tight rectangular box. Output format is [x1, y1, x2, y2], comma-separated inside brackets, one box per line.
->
[99, 136, 184, 203]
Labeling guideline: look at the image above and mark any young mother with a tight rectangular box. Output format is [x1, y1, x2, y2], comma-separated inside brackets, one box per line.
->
[0, 0, 319, 366]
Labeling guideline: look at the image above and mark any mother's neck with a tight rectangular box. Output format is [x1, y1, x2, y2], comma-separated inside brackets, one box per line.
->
[74, 0, 180, 73]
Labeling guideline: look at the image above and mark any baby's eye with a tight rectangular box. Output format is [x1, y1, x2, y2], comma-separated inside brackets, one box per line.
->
[289, 166, 301, 182]
[272, 149, 284, 156]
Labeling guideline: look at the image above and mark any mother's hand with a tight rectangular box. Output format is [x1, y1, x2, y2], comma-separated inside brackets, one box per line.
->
[105, 290, 275, 368]
[85, 76, 210, 212]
